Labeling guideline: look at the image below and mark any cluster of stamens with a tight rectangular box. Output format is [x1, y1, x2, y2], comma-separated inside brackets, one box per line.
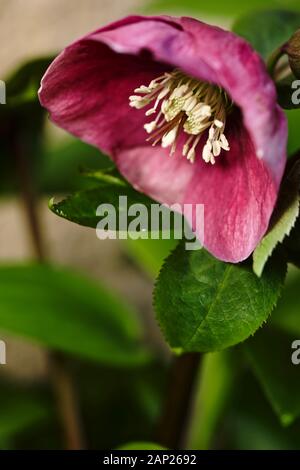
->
[129, 69, 232, 164]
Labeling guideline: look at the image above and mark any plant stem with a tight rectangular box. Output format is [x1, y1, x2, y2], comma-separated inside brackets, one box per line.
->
[186, 350, 236, 450]
[49, 352, 85, 450]
[267, 46, 285, 80]
[155, 352, 201, 449]
[12, 129, 85, 450]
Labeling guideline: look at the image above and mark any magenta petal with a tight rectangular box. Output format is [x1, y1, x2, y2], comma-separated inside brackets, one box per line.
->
[116, 116, 277, 263]
[39, 15, 288, 263]
[185, 117, 278, 262]
[39, 41, 168, 154]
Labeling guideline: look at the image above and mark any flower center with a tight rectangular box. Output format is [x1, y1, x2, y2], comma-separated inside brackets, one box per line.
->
[129, 69, 232, 164]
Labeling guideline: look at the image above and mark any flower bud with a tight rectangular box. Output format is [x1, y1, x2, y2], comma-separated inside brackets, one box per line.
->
[285, 29, 300, 78]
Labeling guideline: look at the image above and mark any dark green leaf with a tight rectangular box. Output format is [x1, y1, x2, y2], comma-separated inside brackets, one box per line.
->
[49, 183, 152, 230]
[271, 268, 300, 335]
[244, 327, 300, 426]
[50, 177, 179, 236]
[228, 371, 300, 449]
[233, 10, 300, 59]
[286, 109, 300, 155]
[0, 384, 50, 442]
[280, 154, 300, 267]
[75, 360, 166, 449]
[0, 58, 111, 196]
[284, 217, 300, 267]
[154, 243, 286, 352]
[0, 264, 150, 366]
[50, 179, 156, 229]
[5, 57, 54, 106]
[0, 58, 54, 194]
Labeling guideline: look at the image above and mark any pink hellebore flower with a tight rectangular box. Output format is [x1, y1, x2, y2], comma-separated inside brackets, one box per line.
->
[39, 15, 287, 263]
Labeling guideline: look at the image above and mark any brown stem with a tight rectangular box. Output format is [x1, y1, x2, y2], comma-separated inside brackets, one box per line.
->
[267, 46, 285, 79]
[155, 352, 201, 449]
[12, 129, 85, 450]
[49, 352, 85, 450]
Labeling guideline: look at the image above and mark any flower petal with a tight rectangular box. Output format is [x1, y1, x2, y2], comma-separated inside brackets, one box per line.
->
[116, 113, 277, 262]
[39, 39, 168, 154]
[184, 113, 279, 262]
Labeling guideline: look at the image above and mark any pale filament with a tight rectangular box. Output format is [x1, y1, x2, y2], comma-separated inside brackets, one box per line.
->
[129, 69, 231, 164]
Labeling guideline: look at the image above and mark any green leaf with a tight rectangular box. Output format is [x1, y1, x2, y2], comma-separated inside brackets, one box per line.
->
[244, 327, 300, 426]
[0, 58, 54, 195]
[5, 57, 54, 106]
[280, 155, 300, 268]
[154, 243, 286, 352]
[0, 59, 112, 196]
[232, 10, 300, 59]
[253, 197, 299, 276]
[50, 175, 181, 239]
[0, 264, 150, 366]
[117, 442, 166, 450]
[123, 238, 178, 278]
[49, 180, 157, 230]
[79, 166, 127, 187]
[253, 158, 300, 276]
[286, 109, 300, 155]
[146, 1, 300, 20]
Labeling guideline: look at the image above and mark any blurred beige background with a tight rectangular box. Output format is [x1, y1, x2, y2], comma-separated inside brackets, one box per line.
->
[0, 0, 146, 77]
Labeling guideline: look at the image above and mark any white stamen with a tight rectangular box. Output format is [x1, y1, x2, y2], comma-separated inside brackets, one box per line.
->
[214, 119, 224, 128]
[129, 69, 232, 164]
[170, 84, 189, 98]
[209, 127, 215, 140]
[144, 121, 157, 133]
[134, 85, 151, 93]
[212, 141, 221, 157]
[202, 142, 213, 162]
[187, 148, 196, 163]
[161, 126, 179, 148]
[193, 104, 211, 117]
[220, 133, 230, 150]
[183, 96, 198, 112]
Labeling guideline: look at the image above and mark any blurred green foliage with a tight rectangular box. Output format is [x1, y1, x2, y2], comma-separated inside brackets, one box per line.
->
[245, 327, 300, 426]
[147, 0, 300, 18]
[0, 264, 150, 366]
[0, 381, 52, 449]
[0, 57, 110, 195]
[233, 10, 300, 60]
[224, 372, 300, 450]
[187, 350, 238, 449]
